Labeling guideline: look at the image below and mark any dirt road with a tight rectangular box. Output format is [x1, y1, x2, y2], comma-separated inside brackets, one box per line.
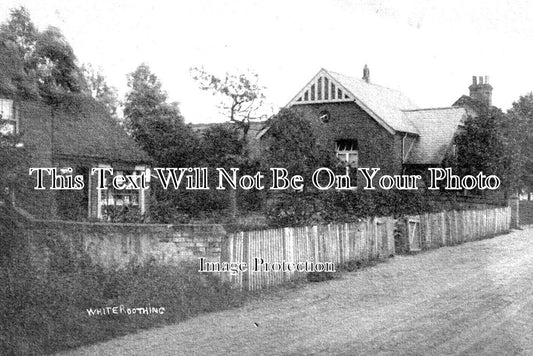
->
[59, 227, 533, 355]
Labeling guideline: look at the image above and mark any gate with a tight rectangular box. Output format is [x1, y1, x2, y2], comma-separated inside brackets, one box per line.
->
[405, 215, 421, 252]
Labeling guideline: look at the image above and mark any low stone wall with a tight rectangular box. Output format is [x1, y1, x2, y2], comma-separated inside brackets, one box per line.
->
[24, 219, 225, 270]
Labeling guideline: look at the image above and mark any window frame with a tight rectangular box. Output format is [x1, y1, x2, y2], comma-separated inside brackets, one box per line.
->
[335, 139, 358, 185]
[96, 165, 147, 220]
[0, 99, 18, 135]
[319, 110, 330, 123]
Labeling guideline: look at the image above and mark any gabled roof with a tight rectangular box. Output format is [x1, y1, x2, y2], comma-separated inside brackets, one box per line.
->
[404, 107, 467, 165]
[51, 96, 151, 164]
[452, 95, 489, 117]
[287, 68, 420, 134]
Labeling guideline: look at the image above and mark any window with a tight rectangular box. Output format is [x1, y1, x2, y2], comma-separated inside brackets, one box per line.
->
[336, 139, 358, 167]
[0, 99, 17, 135]
[336, 140, 358, 184]
[319, 110, 330, 123]
[98, 168, 146, 220]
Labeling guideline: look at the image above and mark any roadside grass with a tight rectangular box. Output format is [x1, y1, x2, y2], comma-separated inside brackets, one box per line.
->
[0, 253, 394, 355]
[0, 259, 247, 355]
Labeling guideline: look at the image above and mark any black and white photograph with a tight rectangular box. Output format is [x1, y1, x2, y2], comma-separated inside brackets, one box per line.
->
[1, 1, 532, 355]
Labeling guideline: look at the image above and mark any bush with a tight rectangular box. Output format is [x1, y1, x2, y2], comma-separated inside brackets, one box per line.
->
[266, 189, 451, 228]
[102, 205, 146, 223]
[150, 186, 232, 223]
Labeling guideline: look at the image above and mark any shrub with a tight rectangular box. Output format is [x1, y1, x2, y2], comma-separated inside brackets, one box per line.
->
[150, 187, 231, 223]
[102, 205, 146, 223]
[266, 189, 448, 228]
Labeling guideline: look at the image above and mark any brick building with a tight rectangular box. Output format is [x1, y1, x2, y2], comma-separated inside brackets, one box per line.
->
[262, 67, 470, 182]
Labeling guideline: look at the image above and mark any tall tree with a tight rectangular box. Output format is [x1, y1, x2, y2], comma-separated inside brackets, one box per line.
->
[190, 67, 267, 141]
[507, 93, 533, 192]
[81, 64, 119, 120]
[123, 63, 198, 167]
[455, 109, 503, 175]
[1, 6, 38, 69]
[33, 26, 86, 97]
[454, 106, 526, 194]
[200, 124, 243, 167]
[0, 7, 86, 100]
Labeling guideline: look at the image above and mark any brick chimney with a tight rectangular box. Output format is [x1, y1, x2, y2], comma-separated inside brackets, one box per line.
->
[468, 75, 492, 106]
[362, 64, 370, 83]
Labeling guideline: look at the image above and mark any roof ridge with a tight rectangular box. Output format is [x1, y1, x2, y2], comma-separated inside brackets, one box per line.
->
[403, 107, 464, 112]
[325, 69, 407, 94]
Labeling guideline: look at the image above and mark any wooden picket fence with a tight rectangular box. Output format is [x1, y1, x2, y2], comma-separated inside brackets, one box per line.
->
[405, 206, 511, 252]
[222, 206, 511, 291]
[222, 217, 395, 291]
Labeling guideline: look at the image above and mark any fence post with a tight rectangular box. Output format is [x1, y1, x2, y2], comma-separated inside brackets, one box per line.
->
[242, 232, 249, 290]
[424, 213, 431, 248]
[509, 194, 519, 228]
[312, 225, 319, 264]
[440, 212, 446, 246]
[282, 228, 288, 282]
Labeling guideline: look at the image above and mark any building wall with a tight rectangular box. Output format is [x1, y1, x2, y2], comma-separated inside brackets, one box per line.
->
[15, 100, 150, 221]
[17, 100, 58, 218]
[290, 102, 404, 176]
[54, 158, 151, 220]
[82, 163, 151, 221]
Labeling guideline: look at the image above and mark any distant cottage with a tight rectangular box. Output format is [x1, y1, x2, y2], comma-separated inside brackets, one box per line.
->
[1, 96, 151, 220]
[453, 75, 494, 116]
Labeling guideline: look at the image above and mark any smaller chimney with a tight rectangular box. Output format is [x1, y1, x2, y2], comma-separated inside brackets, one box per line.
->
[362, 64, 370, 83]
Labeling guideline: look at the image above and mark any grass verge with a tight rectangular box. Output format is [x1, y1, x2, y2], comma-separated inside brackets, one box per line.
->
[0, 258, 247, 355]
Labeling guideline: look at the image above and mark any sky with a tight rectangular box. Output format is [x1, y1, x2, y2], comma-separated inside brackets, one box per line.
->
[1, 0, 533, 123]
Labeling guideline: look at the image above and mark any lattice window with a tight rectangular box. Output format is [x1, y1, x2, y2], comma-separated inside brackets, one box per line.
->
[336, 139, 358, 167]
[336, 139, 358, 185]
[96, 167, 147, 220]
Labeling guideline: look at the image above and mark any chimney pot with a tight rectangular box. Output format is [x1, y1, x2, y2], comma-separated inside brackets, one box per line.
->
[479, 76, 484, 85]
[362, 64, 370, 83]
[472, 76, 477, 85]
[485, 75, 489, 84]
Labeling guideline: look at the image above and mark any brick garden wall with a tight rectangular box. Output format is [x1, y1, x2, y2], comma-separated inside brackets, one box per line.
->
[23, 219, 225, 270]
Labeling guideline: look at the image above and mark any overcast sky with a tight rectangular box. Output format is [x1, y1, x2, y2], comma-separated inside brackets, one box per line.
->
[1, 0, 533, 123]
